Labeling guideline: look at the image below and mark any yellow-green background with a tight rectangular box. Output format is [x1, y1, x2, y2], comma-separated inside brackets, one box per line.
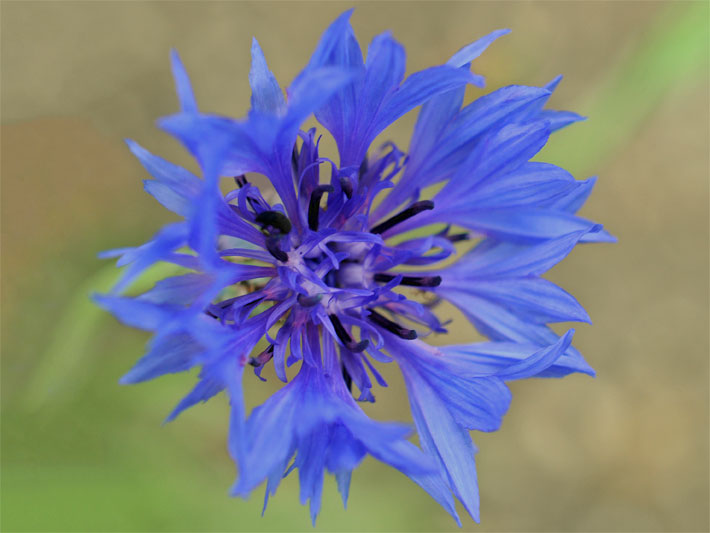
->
[2, 1, 708, 531]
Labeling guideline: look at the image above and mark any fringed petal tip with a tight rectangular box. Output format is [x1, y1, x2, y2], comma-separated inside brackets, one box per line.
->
[170, 49, 198, 113]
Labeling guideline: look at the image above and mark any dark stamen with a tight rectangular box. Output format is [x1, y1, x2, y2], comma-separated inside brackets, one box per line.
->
[370, 200, 434, 234]
[423, 295, 442, 308]
[297, 293, 322, 307]
[329, 314, 369, 353]
[329, 313, 352, 344]
[339, 176, 353, 199]
[358, 156, 368, 178]
[291, 145, 299, 176]
[367, 308, 417, 340]
[232, 175, 261, 211]
[255, 210, 292, 235]
[342, 363, 353, 392]
[248, 345, 274, 367]
[265, 235, 288, 262]
[373, 273, 442, 287]
[308, 185, 334, 231]
[349, 339, 370, 352]
[448, 232, 470, 243]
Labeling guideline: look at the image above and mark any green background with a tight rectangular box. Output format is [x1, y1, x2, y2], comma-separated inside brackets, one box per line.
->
[2, 1, 708, 531]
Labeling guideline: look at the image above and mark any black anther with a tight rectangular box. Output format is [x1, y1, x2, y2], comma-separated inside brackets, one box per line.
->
[448, 232, 470, 243]
[358, 157, 368, 178]
[369, 200, 434, 234]
[347, 339, 370, 353]
[234, 175, 248, 188]
[255, 210, 292, 235]
[339, 176, 354, 199]
[373, 273, 442, 288]
[265, 235, 288, 262]
[329, 314, 352, 344]
[308, 185, 334, 231]
[249, 345, 274, 367]
[329, 314, 369, 353]
[291, 145, 300, 176]
[342, 363, 353, 392]
[297, 293, 322, 307]
[367, 308, 417, 340]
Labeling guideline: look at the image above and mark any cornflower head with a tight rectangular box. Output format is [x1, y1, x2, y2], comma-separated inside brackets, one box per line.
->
[96, 10, 613, 526]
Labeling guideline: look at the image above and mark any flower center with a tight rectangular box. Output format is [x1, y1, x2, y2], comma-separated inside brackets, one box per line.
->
[222, 140, 450, 354]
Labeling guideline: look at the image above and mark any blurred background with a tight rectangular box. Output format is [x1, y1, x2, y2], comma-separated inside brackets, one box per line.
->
[2, 1, 708, 531]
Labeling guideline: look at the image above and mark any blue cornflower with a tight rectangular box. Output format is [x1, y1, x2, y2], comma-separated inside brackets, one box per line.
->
[96, 10, 613, 525]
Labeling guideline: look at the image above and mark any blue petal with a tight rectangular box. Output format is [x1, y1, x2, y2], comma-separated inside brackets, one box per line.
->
[295, 430, 328, 525]
[442, 331, 588, 379]
[335, 470, 352, 509]
[93, 294, 182, 331]
[232, 356, 434, 523]
[126, 139, 202, 216]
[399, 28, 513, 187]
[325, 424, 367, 475]
[302, 9, 355, 73]
[126, 139, 265, 247]
[161, 66, 354, 229]
[552, 175, 597, 213]
[371, 65, 475, 150]
[143, 180, 191, 217]
[468, 162, 578, 208]
[538, 109, 586, 132]
[435, 290, 595, 376]
[166, 367, 226, 422]
[340, 413, 431, 476]
[158, 114, 273, 244]
[360, 31, 406, 122]
[435, 85, 550, 171]
[405, 471, 462, 526]
[120, 332, 203, 384]
[317, 30, 406, 164]
[426, 370, 511, 432]
[308, 15, 477, 168]
[187, 157, 222, 266]
[158, 113, 264, 175]
[446, 277, 591, 324]
[494, 329, 574, 380]
[225, 360, 248, 474]
[139, 273, 215, 306]
[377, 88, 551, 220]
[580, 228, 617, 243]
[449, 231, 588, 277]
[126, 139, 200, 191]
[232, 384, 298, 496]
[312, 22, 365, 159]
[249, 38, 285, 115]
[547, 177, 618, 243]
[447, 28, 510, 68]
[170, 49, 198, 113]
[406, 85, 466, 178]
[440, 120, 552, 201]
[544, 74, 563, 92]
[340, 349, 375, 402]
[389, 337, 512, 432]
[401, 363, 482, 522]
[284, 66, 356, 136]
[446, 207, 602, 243]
